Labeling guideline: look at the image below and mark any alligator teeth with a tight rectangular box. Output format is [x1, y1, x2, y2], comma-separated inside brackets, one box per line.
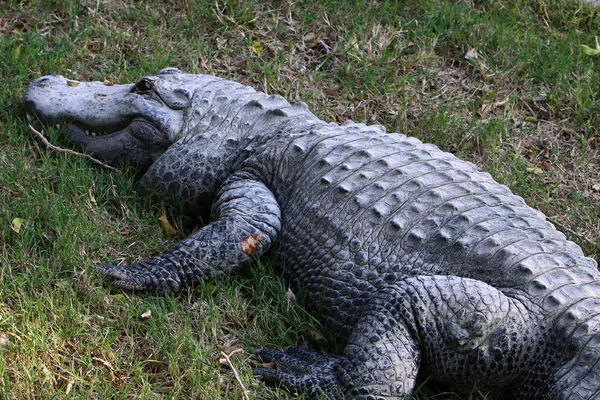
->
[78, 128, 116, 137]
[26, 114, 33, 123]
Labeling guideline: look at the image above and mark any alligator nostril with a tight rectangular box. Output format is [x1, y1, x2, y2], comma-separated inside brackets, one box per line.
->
[33, 76, 53, 87]
[33, 75, 65, 87]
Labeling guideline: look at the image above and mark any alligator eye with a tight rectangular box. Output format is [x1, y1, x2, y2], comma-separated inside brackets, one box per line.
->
[135, 78, 153, 92]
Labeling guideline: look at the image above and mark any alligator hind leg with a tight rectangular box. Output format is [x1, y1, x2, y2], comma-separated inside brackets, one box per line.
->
[254, 294, 420, 399]
[254, 275, 531, 399]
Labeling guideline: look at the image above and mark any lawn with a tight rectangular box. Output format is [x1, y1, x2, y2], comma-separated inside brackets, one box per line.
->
[1, 0, 600, 398]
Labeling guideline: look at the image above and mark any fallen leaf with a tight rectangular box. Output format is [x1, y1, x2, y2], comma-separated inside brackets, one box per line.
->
[539, 161, 551, 171]
[54, 280, 69, 289]
[159, 210, 177, 237]
[256, 361, 276, 369]
[578, 44, 600, 56]
[526, 167, 544, 175]
[284, 287, 296, 302]
[12, 44, 21, 59]
[303, 32, 317, 42]
[250, 40, 263, 56]
[0, 334, 8, 350]
[304, 327, 324, 341]
[110, 294, 127, 303]
[11, 218, 23, 234]
[66, 79, 80, 87]
[465, 47, 479, 62]
[465, 46, 492, 76]
[9, 19, 31, 34]
[140, 309, 152, 320]
[65, 379, 74, 395]
[592, 183, 600, 192]
[215, 37, 227, 49]
[103, 79, 114, 86]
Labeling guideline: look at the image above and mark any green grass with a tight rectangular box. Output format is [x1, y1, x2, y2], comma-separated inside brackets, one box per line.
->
[1, 0, 600, 398]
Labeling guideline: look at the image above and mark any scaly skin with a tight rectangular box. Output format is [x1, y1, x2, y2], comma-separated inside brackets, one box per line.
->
[23, 68, 600, 399]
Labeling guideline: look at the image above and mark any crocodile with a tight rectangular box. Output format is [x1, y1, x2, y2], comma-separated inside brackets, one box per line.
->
[23, 68, 600, 399]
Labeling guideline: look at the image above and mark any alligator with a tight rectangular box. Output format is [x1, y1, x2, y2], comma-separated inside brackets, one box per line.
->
[23, 68, 600, 399]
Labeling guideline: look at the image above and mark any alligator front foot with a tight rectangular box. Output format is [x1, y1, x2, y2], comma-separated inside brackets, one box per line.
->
[94, 261, 182, 294]
[253, 346, 346, 399]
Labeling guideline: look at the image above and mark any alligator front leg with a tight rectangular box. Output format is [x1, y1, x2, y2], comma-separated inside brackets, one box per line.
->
[254, 275, 530, 399]
[96, 173, 281, 293]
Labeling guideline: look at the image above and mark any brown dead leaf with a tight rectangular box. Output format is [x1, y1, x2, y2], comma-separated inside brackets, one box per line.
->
[256, 361, 276, 369]
[539, 161, 551, 171]
[304, 327, 324, 341]
[159, 210, 177, 237]
[9, 20, 31, 34]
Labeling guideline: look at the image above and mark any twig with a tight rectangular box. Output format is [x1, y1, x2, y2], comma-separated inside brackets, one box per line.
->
[27, 124, 119, 172]
[219, 349, 250, 400]
[547, 216, 598, 248]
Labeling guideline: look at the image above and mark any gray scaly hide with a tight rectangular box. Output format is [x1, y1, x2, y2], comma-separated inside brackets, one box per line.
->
[23, 69, 600, 399]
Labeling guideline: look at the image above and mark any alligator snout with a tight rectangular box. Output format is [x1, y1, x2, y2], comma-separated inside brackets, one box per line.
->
[23, 75, 71, 122]
[22, 72, 188, 169]
[23, 74, 136, 128]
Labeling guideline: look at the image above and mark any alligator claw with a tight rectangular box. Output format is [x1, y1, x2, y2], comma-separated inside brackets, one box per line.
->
[253, 346, 345, 399]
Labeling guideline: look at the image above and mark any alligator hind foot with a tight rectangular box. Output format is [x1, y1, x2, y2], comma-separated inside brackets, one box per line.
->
[253, 346, 346, 399]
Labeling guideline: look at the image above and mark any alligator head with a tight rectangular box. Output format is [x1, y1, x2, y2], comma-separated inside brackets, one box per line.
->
[23, 68, 204, 168]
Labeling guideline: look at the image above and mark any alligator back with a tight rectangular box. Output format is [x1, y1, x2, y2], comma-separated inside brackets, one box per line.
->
[269, 121, 598, 333]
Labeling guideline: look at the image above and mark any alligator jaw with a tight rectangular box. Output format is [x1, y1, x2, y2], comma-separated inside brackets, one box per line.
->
[23, 74, 175, 168]
[66, 122, 124, 139]
[26, 115, 127, 139]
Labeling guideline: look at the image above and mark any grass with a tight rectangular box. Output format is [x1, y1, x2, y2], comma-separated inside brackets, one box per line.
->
[1, 0, 600, 398]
